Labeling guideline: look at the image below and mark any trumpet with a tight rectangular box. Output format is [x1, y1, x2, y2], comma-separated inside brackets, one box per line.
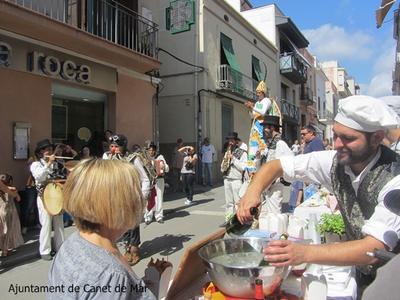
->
[221, 145, 232, 175]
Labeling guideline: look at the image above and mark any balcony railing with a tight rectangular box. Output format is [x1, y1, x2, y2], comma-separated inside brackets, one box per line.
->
[318, 111, 334, 124]
[217, 64, 257, 100]
[279, 52, 307, 84]
[281, 99, 300, 122]
[5, 0, 158, 58]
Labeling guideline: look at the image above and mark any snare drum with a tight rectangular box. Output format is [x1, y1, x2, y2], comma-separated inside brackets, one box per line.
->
[43, 180, 65, 216]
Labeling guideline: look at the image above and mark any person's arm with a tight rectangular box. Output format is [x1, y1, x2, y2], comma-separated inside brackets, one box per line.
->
[0, 181, 19, 200]
[161, 155, 169, 173]
[263, 235, 384, 267]
[191, 154, 198, 165]
[178, 146, 193, 153]
[237, 159, 283, 223]
[133, 159, 151, 200]
[296, 189, 303, 206]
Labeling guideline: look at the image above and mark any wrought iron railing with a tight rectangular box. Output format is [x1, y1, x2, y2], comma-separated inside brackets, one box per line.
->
[280, 99, 300, 121]
[279, 52, 308, 83]
[318, 111, 334, 123]
[5, 0, 158, 58]
[217, 64, 257, 100]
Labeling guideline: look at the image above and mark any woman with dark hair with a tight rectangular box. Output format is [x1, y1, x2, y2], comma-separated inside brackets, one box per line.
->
[178, 145, 198, 205]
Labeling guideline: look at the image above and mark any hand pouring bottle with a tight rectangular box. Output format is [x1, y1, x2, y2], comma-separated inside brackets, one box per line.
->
[225, 207, 258, 235]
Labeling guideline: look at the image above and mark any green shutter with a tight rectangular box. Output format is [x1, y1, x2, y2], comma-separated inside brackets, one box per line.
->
[166, 7, 171, 30]
[252, 55, 263, 82]
[220, 33, 241, 71]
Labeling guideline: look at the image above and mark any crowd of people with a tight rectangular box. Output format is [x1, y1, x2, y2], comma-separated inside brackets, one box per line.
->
[1, 83, 400, 298]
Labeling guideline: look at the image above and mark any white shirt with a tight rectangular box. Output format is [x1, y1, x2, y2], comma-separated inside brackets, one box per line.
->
[291, 144, 300, 155]
[279, 150, 400, 250]
[103, 152, 151, 200]
[30, 159, 54, 185]
[252, 97, 272, 117]
[201, 144, 216, 163]
[225, 148, 247, 180]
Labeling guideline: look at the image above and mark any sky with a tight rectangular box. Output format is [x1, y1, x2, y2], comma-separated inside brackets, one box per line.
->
[250, 0, 397, 97]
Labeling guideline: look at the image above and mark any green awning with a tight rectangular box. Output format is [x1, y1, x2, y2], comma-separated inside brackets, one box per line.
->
[221, 33, 241, 71]
[252, 55, 263, 82]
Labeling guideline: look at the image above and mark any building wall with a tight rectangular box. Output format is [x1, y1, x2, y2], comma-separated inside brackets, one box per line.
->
[241, 4, 277, 48]
[0, 68, 52, 188]
[0, 3, 159, 188]
[115, 72, 154, 147]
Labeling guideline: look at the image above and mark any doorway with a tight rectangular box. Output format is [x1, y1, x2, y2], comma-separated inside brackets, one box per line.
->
[51, 84, 107, 157]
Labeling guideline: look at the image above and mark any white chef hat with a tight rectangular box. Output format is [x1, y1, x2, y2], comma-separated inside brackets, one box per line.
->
[334, 95, 400, 132]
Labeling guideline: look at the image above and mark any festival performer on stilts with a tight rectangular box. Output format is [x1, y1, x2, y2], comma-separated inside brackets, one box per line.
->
[245, 80, 274, 174]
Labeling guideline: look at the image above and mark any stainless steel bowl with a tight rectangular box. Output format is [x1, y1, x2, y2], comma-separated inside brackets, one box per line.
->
[198, 237, 289, 298]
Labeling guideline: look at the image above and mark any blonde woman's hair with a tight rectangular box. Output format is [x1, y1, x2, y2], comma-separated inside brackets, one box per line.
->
[63, 159, 144, 232]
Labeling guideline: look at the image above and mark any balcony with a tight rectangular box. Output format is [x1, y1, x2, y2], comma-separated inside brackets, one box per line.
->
[281, 99, 300, 123]
[217, 64, 257, 100]
[300, 85, 314, 105]
[318, 111, 334, 125]
[279, 52, 307, 84]
[4, 0, 158, 59]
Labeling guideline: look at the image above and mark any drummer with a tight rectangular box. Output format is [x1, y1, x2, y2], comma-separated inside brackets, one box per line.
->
[30, 139, 65, 260]
[238, 95, 400, 287]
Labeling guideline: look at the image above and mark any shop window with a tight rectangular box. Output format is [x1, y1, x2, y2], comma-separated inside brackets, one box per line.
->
[52, 105, 68, 141]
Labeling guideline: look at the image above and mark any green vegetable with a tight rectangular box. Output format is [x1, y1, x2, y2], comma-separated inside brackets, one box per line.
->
[318, 213, 345, 236]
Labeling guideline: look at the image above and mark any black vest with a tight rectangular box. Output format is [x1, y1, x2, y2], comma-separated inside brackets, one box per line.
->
[330, 146, 400, 241]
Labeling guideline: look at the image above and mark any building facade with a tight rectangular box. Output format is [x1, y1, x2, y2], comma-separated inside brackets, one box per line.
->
[0, 0, 160, 188]
[153, 0, 279, 182]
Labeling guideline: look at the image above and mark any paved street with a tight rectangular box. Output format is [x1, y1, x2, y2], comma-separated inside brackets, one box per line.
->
[0, 184, 227, 300]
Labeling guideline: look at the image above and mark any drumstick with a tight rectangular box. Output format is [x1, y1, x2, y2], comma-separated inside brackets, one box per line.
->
[44, 155, 75, 160]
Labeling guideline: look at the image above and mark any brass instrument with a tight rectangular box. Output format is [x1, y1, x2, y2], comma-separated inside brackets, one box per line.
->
[220, 145, 232, 175]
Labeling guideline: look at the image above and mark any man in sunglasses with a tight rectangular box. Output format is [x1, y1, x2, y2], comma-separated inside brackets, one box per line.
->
[300, 124, 325, 154]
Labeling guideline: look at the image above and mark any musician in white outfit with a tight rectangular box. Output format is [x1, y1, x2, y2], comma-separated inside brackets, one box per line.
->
[221, 134, 247, 223]
[144, 143, 169, 224]
[30, 139, 65, 260]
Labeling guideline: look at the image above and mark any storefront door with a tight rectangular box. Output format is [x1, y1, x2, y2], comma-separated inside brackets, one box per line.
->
[52, 89, 106, 157]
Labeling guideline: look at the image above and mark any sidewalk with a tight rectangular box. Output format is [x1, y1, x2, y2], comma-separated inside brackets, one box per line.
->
[0, 183, 223, 273]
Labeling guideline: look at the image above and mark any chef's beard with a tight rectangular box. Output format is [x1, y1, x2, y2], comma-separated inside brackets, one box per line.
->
[337, 143, 376, 166]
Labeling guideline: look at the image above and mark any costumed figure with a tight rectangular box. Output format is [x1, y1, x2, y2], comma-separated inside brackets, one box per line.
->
[30, 139, 65, 260]
[221, 133, 247, 224]
[245, 80, 281, 173]
[0, 174, 24, 257]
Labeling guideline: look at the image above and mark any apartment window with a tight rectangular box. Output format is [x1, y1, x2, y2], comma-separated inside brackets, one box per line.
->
[281, 83, 288, 101]
[252, 55, 263, 82]
[220, 33, 240, 70]
[292, 90, 296, 103]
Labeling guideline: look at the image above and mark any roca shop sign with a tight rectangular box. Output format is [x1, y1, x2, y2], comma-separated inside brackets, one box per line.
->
[28, 51, 91, 84]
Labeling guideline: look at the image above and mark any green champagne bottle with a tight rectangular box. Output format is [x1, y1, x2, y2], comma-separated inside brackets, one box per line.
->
[225, 207, 258, 235]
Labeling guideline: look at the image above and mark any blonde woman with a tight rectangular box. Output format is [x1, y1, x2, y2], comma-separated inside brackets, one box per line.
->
[48, 159, 155, 299]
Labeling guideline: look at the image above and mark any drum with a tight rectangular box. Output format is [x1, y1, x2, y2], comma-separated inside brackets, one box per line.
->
[43, 180, 65, 216]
